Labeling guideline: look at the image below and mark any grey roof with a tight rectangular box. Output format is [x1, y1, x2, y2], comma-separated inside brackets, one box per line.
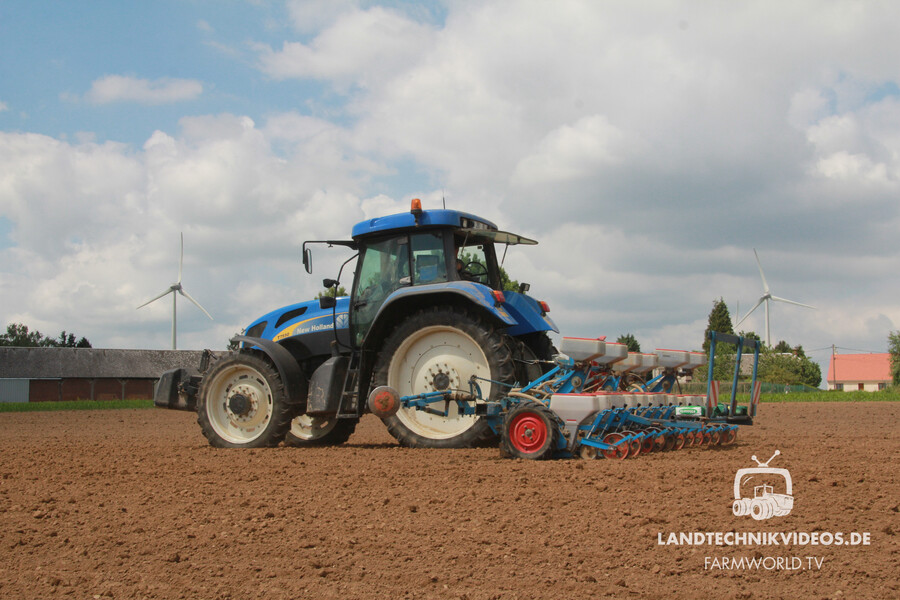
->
[0, 347, 219, 379]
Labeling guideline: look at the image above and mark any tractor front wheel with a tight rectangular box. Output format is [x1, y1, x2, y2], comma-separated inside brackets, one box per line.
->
[284, 415, 358, 447]
[196, 353, 294, 448]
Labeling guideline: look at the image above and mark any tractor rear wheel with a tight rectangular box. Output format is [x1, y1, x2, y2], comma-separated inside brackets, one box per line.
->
[519, 331, 557, 374]
[374, 307, 516, 448]
[284, 416, 358, 447]
[508, 337, 543, 387]
[196, 353, 294, 448]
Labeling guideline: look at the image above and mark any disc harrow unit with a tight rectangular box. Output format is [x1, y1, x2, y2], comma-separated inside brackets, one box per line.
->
[388, 331, 761, 460]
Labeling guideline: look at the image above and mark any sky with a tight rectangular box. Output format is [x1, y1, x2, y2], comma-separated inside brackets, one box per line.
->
[1, 0, 898, 384]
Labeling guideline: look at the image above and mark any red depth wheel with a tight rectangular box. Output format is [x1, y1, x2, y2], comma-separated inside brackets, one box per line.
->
[642, 428, 658, 453]
[601, 432, 629, 460]
[674, 433, 686, 451]
[622, 431, 641, 458]
[663, 433, 676, 452]
[652, 432, 666, 452]
[501, 402, 559, 460]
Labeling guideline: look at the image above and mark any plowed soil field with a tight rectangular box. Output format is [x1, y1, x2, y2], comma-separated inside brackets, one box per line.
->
[1, 402, 897, 599]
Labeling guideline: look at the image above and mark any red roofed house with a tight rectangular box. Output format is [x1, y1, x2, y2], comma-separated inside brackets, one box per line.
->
[826, 353, 892, 391]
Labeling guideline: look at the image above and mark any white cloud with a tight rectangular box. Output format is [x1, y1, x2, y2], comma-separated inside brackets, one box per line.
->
[0, 112, 371, 350]
[285, 0, 359, 34]
[84, 75, 203, 105]
[257, 6, 434, 87]
[0, 101, 8, 112]
[511, 115, 639, 186]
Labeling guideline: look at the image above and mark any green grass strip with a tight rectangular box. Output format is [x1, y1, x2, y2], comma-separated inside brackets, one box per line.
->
[715, 390, 900, 403]
[759, 390, 899, 402]
[0, 399, 155, 412]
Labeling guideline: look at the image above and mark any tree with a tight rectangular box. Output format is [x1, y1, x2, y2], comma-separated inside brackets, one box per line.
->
[498, 266, 520, 293]
[773, 340, 792, 354]
[757, 350, 821, 387]
[55, 331, 91, 348]
[702, 298, 734, 353]
[616, 333, 641, 352]
[0, 323, 91, 348]
[0, 323, 45, 346]
[316, 285, 348, 299]
[889, 331, 900, 385]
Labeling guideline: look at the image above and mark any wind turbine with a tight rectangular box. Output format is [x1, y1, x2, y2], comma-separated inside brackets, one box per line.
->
[137, 233, 213, 350]
[736, 249, 814, 348]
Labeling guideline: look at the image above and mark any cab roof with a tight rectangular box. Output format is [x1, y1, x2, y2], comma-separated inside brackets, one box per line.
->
[351, 209, 497, 239]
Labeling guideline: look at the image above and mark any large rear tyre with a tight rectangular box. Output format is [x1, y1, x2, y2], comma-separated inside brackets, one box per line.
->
[197, 353, 294, 448]
[284, 416, 358, 447]
[518, 331, 558, 374]
[508, 337, 543, 387]
[500, 402, 559, 460]
[374, 307, 516, 448]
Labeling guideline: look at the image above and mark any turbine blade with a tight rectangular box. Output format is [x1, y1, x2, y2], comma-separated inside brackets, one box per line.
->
[753, 249, 770, 294]
[770, 295, 815, 310]
[735, 297, 765, 327]
[178, 288, 214, 320]
[177, 232, 184, 284]
[137, 287, 175, 310]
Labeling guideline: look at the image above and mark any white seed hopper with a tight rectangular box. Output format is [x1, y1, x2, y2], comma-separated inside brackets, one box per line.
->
[594, 342, 628, 365]
[612, 352, 643, 373]
[655, 349, 689, 369]
[559, 337, 605, 363]
[684, 352, 707, 371]
[631, 353, 658, 375]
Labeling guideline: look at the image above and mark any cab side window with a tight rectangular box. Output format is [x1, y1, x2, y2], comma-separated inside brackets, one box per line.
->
[411, 232, 447, 285]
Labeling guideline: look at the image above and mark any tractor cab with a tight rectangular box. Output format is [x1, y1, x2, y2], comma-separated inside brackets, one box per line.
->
[345, 200, 542, 348]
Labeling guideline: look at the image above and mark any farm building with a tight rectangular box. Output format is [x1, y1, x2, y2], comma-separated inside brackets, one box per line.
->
[0, 347, 210, 403]
[826, 352, 892, 391]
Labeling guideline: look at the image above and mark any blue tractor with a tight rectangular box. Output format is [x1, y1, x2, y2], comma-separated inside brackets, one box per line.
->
[155, 200, 558, 449]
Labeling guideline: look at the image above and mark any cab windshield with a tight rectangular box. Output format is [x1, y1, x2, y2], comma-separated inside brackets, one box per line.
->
[453, 232, 501, 289]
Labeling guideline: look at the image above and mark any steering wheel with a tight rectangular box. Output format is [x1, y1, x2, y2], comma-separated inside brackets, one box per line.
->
[460, 261, 488, 282]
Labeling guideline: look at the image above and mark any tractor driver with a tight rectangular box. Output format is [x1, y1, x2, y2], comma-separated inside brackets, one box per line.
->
[454, 237, 474, 282]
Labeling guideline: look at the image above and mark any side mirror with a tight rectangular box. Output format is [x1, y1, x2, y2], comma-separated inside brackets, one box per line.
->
[319, 296, 337, 309]
[303, 248, 312, 274]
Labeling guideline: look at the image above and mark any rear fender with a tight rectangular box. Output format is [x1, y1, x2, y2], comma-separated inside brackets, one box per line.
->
[501, 291, 558, 336]
[360, 283, 517, 358]
[374, 282, 517, 328]
[232, 335, 308, 409]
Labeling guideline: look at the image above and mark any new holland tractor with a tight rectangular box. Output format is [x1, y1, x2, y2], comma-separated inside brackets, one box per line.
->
[154, 200, 559, 449]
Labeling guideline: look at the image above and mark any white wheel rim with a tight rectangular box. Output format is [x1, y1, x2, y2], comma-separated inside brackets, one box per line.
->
[205, 364, 274, 444]
[388, 325, 491, 440]
[290, 415, 338, 441]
